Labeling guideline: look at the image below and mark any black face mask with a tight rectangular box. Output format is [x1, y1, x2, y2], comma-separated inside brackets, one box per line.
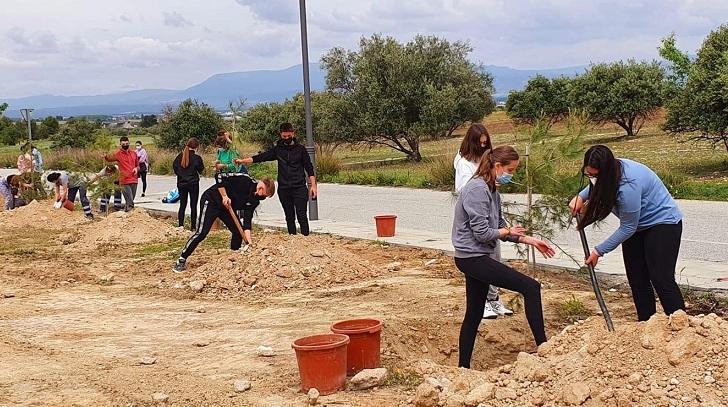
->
[282, 137, 295, 145]
[121, 145, 129, 150]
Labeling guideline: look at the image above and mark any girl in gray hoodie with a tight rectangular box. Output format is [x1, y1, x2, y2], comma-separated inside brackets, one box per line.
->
[452, 146, 555, 368]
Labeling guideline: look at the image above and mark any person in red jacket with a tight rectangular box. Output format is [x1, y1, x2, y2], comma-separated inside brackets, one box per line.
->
[104, 136, 139, 211]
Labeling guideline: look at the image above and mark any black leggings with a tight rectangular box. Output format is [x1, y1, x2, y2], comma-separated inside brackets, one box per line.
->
[278, 186, 310, 235]
[454, 255, 546, 369]
[179, 195, 243, 260]
[622, 222, 684, 321]
[139, 171, 148, 194]
[177, 183, 200, 230]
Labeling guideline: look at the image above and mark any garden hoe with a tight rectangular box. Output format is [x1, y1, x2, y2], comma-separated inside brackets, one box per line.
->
[577, 214, 615, 332]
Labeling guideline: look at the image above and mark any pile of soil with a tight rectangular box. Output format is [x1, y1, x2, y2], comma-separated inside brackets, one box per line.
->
[73, 210, 185, 247]
[0, 200, 85, 230]
[169, 233, 400, 295]
[414, 311, 728, 406]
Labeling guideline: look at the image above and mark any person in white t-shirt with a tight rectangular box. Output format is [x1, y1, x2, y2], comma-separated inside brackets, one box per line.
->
[453, 123, 514, 319]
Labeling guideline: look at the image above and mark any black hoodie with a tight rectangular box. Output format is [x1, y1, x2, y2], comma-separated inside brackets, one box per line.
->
[173, 152, 204, 187]
[251, 138, 314, 189]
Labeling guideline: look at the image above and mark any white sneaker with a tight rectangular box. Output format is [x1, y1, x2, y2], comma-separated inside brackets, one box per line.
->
[482, 302, 498, 319]
[489, 300, 514, 316]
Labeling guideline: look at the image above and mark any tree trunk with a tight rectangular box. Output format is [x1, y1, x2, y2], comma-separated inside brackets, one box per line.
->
[405, 136, 422, 162]
[617, 119, 635, 137]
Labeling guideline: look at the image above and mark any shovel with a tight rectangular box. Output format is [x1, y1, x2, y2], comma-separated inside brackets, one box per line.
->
[577, 214, 615, 332]
[224, 204, 251, 251]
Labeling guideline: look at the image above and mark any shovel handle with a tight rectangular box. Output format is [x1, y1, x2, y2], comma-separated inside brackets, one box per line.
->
[577, 215, 615, 332]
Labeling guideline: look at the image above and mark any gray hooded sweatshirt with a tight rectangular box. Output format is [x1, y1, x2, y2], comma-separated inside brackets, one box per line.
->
[452, 177, 520, 258]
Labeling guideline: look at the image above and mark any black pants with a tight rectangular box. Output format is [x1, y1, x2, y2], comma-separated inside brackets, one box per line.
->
[67, 186, 92, 217]
[139, 171, 148, 194]
[179, 195, 243, 260]
[622, 222, 685, 321]
[177, 183, 200, 230]
[454, 255, 546, 369]
[278, 186, 309, 236]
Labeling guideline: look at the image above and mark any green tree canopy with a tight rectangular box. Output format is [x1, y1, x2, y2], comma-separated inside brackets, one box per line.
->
[37, 116, 60, 139]
[156, 99, 224, 149]
[660, 25, 728, 152]
[140, 114, 158, 128]
[570, 60, 664, 137]
[506, 75, 571, 128]
[321, 34, 494, 161]
[50, 118, 98, 149]
[0, 117, 23, 145]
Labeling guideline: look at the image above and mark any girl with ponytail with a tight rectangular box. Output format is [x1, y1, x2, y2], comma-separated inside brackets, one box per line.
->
[173, 138, 204, 230]
[452, 145, 555, 369]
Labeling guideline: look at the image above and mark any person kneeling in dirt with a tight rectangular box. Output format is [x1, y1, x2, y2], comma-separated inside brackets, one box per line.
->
[452, 146, 555, 369]
[172, 173, 276, 273]
[1, 174, 31, 210]
[47, 171, 94, 219]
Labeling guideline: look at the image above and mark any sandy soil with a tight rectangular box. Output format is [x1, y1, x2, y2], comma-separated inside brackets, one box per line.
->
[0, 204, 724, 406]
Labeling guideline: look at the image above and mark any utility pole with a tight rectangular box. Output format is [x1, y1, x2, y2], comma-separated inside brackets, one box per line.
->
[20, 108, 34, 142]
[298, 0, 318, 220]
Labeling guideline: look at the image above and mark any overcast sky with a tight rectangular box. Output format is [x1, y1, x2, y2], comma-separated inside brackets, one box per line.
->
[1, 0, 726, 98]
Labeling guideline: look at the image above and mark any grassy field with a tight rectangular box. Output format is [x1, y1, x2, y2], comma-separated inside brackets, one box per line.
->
[2, 112, 727, 201]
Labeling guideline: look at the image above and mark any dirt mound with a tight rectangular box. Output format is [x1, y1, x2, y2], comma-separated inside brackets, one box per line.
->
[0, 200, 85, 229]
[73, 210, 184, 247]
[414, 311, 728, 406]
[168, 233, 398, 295]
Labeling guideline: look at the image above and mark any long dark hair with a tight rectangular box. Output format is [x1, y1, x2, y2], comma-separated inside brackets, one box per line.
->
[578, 145, 622, 229]
[181, 137, 200, 169]
[459, 123, 492, 162]
[474, 146, 519, 192]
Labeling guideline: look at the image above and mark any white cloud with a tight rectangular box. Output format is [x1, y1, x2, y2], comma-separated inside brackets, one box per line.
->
[0, 0, 728, 97]
[6, 27, 60, 54]
[163, 12, 193, 28]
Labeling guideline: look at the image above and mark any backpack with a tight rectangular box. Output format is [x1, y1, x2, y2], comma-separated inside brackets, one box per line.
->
[162, 188, 180, 204]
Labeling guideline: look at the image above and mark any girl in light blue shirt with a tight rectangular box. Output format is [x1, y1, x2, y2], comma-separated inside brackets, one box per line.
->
[570, 145, 684, 321]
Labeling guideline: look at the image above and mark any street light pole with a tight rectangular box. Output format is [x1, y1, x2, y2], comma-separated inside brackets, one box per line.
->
[298, 0, 318, 221]
[20, 108, 34, 142]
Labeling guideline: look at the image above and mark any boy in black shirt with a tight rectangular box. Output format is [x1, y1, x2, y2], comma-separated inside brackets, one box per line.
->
[241, 122, 317, 235]
[173, 173, 275, 273]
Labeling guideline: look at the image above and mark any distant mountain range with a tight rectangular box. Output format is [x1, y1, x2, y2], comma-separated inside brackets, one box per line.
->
[3, 63, 588, 118]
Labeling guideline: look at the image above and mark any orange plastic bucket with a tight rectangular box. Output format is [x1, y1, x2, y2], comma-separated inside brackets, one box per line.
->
[331, 319, 382, 376]
[292, 334, 350, 395]
[62, 199, 75, 211]
[374, 215, 397, 237]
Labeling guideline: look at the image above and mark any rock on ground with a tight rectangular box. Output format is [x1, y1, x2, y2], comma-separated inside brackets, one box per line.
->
[414, 381, 440, 407]
[256, 345, 275, 357]
[307, 388, 320, 405]
[349, 368, 387, 390]
[562, 382, 590, 405]
[151, 392, 169, 403]
[463, 382, 494, 406]
[233, 379, 251, 392]
[189, 280, 206, 292]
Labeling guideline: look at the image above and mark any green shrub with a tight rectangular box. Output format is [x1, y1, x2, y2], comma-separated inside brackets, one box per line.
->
[316, 153, 342, 178]
[425, 154, 455, 190]
[555, 295, 592, 323]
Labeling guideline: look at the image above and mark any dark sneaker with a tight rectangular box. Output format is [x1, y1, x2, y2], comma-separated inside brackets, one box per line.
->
[85, 214, 94, 220]
[172, 258, 187, 273]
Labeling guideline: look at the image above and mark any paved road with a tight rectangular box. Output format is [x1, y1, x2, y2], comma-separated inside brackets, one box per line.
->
[4, 169, 727, 277]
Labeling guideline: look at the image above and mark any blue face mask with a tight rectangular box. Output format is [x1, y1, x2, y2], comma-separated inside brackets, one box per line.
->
[496, 172, 513, 185]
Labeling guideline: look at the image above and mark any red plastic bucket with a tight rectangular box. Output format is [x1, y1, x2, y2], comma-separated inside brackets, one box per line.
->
[330, 319, 382, 376]
[292, 334, 350, 395]
[62, 199, 74, 211]
[374, 215, 397, 237]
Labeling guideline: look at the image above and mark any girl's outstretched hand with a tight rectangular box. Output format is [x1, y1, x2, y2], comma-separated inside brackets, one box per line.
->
[524, 237, 556, 259]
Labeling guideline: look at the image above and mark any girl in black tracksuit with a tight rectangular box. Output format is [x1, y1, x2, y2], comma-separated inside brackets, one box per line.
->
[173, 172, 275, 273]
[173, 138, 205, 231]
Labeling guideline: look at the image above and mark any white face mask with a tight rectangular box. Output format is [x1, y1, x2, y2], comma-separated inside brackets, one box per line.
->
[136, 145, 142, 150]
[589, 176, 597, 186]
